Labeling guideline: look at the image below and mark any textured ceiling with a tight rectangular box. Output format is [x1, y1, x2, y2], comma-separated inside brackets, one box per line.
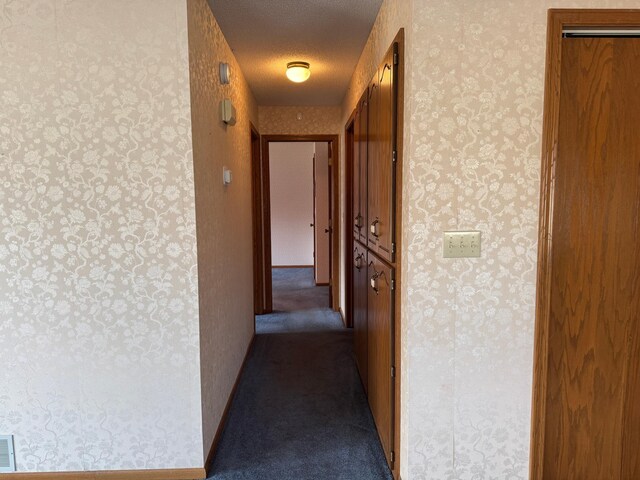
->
[208, 0, 383, 106]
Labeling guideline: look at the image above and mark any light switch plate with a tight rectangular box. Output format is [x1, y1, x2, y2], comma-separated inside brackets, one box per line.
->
[443, 231, 481, 258]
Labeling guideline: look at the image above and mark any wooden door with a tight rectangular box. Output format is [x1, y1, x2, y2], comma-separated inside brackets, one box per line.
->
[367, 252, 395, 467]
[353, 90, 368, 244]
[353, 100, 362, 240]
[534, 34, 640, 479]
[353, 241, 368, 390]
[313, 143, 330, 286]
[367, 43, 397, 263]
[358, 92, 368, 245]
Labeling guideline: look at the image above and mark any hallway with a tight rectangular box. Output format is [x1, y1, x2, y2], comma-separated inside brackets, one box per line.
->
[208, 268, 392, 480]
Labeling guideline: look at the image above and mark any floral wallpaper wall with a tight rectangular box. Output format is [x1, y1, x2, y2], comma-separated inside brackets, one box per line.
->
[258, 106, 341, 136]
[187, 0, 259, 460]
[402, 0, 640, 479]
[0, 0, 203, 472]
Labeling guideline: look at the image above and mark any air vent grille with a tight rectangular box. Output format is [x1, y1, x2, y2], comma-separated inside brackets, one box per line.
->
[0, 435, 16, 472]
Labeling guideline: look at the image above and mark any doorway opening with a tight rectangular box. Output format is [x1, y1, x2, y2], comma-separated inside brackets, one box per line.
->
[253, 134, 340, 317]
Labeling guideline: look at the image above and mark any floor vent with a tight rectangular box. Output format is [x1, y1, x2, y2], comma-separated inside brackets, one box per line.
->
[0, 435, 16, 472]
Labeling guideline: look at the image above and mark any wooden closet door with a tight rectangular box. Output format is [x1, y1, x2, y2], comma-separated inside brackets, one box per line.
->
[353, 90, 368, 244]
[353, 241, 368, 390]
[353, 99, 362, 239]
[367, 43, 397, 263]
[367, 252, 395, 466]
[537, 36, 640, 479]
[358, 92, 369, 245]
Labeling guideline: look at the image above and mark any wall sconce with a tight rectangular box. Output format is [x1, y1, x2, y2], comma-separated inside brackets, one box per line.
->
[286, 62, 311, 83]
[220, 99, 236, 125]
[219, 62, 230, 84]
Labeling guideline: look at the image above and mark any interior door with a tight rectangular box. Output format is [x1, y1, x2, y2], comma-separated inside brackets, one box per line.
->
[367, 252, 394, 467]
[313, 143, 330, 286]
[537, 35, 640, 479]
[353, 241, 368, 391]
[367, 43, 397, 263]
[353, 91, 368, 244]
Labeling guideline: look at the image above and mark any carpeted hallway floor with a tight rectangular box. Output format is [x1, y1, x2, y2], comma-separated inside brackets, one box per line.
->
[208, 267, 393, 480]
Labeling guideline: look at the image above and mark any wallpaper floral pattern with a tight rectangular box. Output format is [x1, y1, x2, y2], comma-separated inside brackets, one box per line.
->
[345, 0, 640, 478]
[0, 0, 202, 472]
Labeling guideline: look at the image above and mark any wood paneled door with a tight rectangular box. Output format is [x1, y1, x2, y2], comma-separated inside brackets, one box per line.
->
[367, 251, 395, 468]
[353, 241, 368, 391]
[367, 42, 398, 263]
[532, 10, 640, 480]
[353, 89, 369, 245]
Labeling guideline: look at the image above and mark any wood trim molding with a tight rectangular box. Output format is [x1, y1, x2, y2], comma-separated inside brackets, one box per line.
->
[2, 468, 206, 480]
[391, 28, 404, 480]
[530, 9, 640, 480]
[204, 333, 255, 475]
[343, 109, 356, 329]
[258, 134, 341, 314]
[250, 123, 265, 315]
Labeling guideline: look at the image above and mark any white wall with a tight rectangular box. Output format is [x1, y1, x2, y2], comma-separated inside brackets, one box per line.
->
[0, 0, 202, 472]
[314, 142, 331, 284]
[269, 142, 315, 267]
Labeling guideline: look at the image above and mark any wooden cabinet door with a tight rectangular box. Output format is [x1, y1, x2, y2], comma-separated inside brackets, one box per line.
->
[353, 90, 368, 244]
[353, 99, 362, 239]
[367, 252, 395, 466]
[367, 42, 398, 263]
[352, 241, 368, 391]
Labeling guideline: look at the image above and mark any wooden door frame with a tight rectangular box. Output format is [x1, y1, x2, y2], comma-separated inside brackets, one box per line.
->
[531, 9, 640, 480]
[257, 134, 340, 313]
[344, 112, 356, 328]
[326, 143, 333, 290]
[250, 123, 267, 315]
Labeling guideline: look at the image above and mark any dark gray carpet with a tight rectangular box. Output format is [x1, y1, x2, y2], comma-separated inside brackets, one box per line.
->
[208, 268, 392, 480]
[258, 268, 344, 334]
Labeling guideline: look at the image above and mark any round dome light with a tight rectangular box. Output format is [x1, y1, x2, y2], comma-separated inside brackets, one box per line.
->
[286, 62, 311, 83]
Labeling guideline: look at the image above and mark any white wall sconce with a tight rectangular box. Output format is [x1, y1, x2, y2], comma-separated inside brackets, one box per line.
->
[220, 98, 236, 126]
[219, 62, 230, 84]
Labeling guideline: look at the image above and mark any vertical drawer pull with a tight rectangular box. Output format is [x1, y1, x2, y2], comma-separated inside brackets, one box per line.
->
[370, 219, 380, 237]
[370, 268, 381, 294]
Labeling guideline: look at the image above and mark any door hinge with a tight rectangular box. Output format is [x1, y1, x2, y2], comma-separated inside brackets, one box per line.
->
[391, 242, 396, 254]
[392, 150, 397, 163]
[391, 365, 396, 378]
[391, 279, 395, 291]
[390, 450, 395, 463]
[393, 52, 399, 65]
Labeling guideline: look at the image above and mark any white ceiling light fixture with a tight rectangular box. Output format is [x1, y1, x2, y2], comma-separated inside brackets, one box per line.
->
[286, 61, 311, 83]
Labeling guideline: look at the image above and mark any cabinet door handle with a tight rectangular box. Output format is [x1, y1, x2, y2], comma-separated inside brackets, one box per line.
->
[370, 219, 380, 237]
[369, 262, 383, 295]
[355, 214, 363, 229]
[370, 270, 380, 294]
